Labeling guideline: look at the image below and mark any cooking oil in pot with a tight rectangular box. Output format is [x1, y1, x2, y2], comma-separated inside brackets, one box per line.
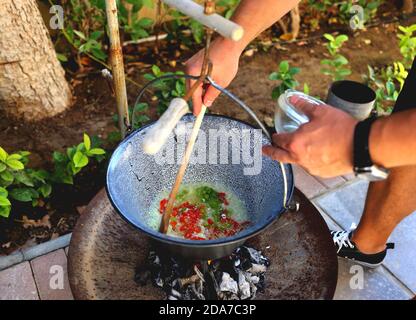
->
[146, 183, 250, 240]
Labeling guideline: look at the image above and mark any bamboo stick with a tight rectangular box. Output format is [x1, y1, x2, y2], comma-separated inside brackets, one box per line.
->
[159, 104, 207, 234]
[105, 0, 130, 137]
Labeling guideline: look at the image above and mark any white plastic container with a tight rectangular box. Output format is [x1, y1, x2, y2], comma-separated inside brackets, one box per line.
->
[275, 89, 325, 133]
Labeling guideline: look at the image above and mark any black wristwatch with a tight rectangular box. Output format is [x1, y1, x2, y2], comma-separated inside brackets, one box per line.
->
[353, 115, 389, 181]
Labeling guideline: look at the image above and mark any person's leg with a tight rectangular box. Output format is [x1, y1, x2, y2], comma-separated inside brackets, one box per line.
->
[351, 165, 416, 254]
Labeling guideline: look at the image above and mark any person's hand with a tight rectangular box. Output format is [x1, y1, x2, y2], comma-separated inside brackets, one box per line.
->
[185, 38, 242, 115]
[262, 96, 359, 178]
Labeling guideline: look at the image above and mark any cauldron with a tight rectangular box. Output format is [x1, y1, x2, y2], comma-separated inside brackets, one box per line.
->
[106, 77, 294, 260]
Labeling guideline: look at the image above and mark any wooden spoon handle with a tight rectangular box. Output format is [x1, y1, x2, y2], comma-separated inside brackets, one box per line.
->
[159, 105, 207, 234]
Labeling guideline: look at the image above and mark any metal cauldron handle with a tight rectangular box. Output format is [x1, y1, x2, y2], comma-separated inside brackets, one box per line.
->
[131, 73, 291, 210]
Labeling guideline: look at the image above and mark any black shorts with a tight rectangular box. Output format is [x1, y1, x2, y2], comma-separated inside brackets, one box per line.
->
[393, 58, 416, 113]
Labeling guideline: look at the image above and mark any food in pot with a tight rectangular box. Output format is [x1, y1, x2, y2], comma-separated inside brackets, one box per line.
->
[148, 183, 250, 240]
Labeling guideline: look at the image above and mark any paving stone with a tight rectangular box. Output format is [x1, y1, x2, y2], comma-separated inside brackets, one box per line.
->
[383, 212, 416, 294]
[314, 180, 369, 229]
[0, 262, 39, 300]
[315, 180, 416, 294]
[315, 175, 346, 189]
[343, 173, 357, 181]
[292, 165, 326, 199]
[334, 258, 412, 300]
[31, 249, 73, 300]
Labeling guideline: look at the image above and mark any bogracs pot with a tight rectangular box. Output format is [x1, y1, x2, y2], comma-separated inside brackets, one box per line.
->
[106, 114, 294, 260]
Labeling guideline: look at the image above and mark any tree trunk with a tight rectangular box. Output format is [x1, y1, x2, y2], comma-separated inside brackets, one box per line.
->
[402, 0, 414, 14]
[278, 5, 300, 41]
[0, 0, 72, 122]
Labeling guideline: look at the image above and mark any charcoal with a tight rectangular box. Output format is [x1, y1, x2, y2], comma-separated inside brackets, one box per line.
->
[240, 259, 253, 271]
[136, 245, 269, 300]
[134, 267, 151, 286]
[190, 282, 205, 300]
[170, 288, 182, 299]
[205, 270, 220, 300]
[219, 272, 238, 294]
[240, 246, 270, 266]
[250, 275, 260, 284]
[249, 263, 267, 274]
[238, 272, 251, 300]
[257, 274, 266, 293]
[218, 291, 239, 300]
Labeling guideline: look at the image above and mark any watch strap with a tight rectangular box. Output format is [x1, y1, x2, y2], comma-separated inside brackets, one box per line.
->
[354, 115, 378, 169]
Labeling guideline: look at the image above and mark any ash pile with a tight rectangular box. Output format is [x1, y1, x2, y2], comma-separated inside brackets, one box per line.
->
[135, 246, 270, 300]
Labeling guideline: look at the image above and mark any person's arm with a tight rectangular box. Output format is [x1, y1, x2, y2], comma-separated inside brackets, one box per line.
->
[262, 97, 416, 178]
[186, 0, 301, 115]
[223, 0, 301, 53]
[370, 109, 416, 168]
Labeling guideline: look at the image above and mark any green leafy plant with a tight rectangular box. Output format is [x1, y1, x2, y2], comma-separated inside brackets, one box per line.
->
[72, 30, 107, 61]
[0, 187, 11, 218]
[52, 134, 106, 185]
[0, 134, 106, 219]
[0, 148, 51, 212]
[338, 0, 383, 28]
[54, 0, 107, 63]
[165, 10, 205, 47]
[321, 33, 351, 81]
[397, 24, 416, 69]
[144, 65, 186, 114]
[364, 63, 406, 113]
[303, 83, 311, 95]
[119, 0, 154, 40]
[53, 0, 154, 65]
[112, 102, 151, 136]
[307, 0, 334, 12]
[131, 102, 151, 129]
[269, 61, 300, 100]
[380, 62, 408, 88]
[217, 0, 241, 19]
[166, 0, 240, 47]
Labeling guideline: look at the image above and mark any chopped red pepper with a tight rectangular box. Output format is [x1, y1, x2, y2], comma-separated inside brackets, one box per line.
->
[159, 198, 168, 213]
[159, 190, 249, 240]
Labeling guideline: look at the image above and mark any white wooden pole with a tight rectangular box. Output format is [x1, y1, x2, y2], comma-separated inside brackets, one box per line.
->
[162, 0, 244, 41]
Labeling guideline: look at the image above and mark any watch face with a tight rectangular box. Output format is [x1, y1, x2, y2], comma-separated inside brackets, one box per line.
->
[355, 165, 389, 181]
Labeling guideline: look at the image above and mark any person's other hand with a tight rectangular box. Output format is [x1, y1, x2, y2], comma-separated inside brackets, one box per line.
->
[262, 96, 359, 178]
[185, 38, 242, 115]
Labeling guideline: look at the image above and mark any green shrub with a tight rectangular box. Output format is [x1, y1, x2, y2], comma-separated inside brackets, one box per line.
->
[217, 0, 241, 19]
[54, 0, 154, 63]
[144, 65, 186, 114]
[0, 134, 105, 218]
[321, 33, 351, 81]
[0, 148, 51, 212]
[269, 61, 300, 100]
[364, 62, 407, 113]
[398, 24, 416, 69]
[52, 134, 106, 185]
[338, 0, 383, 28]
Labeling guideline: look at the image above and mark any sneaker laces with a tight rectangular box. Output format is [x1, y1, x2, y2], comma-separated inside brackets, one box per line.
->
[331, 230, 355, 253]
